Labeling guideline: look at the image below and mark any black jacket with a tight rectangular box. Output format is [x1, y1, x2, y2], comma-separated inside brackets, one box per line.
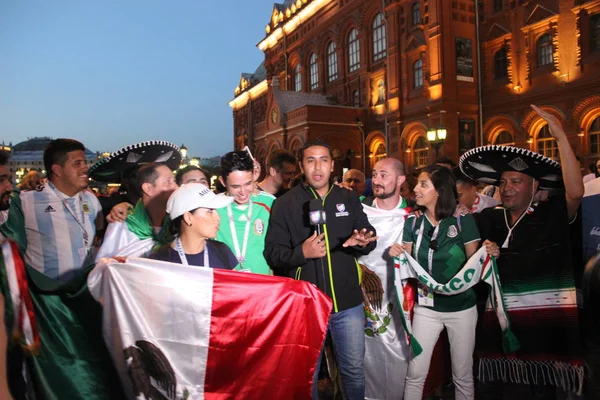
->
[264, 183, 376, 312]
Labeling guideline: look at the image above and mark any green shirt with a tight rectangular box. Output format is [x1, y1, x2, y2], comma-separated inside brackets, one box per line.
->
[403, 213, 480, 312]
[216, 192, 275, 275]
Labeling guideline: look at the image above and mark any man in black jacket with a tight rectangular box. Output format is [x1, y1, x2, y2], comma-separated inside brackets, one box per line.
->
[265, 141, 377, 400]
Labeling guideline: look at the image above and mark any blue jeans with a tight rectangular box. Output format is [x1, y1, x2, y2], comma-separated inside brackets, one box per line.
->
[312, 303, 365, 400]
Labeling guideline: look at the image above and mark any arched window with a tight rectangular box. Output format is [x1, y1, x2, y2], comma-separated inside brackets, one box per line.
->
[327, 42, 338, 82]
[494, 48, 508, 79]
[309, 53, 319, 90]
[352, 90, 360, 107]
[494, 130, 513, 145]
[590, 116, 600, 155]
[294, 64, 302, 92]
[592, 14, 600, 52]
[537, 34, 553, 67]
[537, 124, 558, 159]
[348, 29, 360, 72]
[374, 143, 387, 163]
[411, 2, 421, 26]
[413, 136, 429, 168]
[372, 13, 387, 62]
[413, 59, 423, 88]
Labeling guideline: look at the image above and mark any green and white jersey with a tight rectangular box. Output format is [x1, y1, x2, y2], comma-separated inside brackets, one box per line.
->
[403, 213, 480, 312]
[216, 191, 275, 275]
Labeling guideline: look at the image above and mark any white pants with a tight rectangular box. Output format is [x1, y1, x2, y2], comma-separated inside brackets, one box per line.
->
[404, 305, 478, 400]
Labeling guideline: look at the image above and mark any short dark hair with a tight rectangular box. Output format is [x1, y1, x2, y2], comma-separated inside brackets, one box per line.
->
[43, 139, 85, 179]
[220, 151, 253, 181]
[298, 140, 332, 162]
[452, 166, 477, 186]
[267, 149, 297, 172]
[0, 150, 9, 166]
[175, 165, 210, 186]
[435, 156, 456, 169]
[169, 208, 200, 237]
[419, 164, 457, 220]
[133, 163, 165, 197]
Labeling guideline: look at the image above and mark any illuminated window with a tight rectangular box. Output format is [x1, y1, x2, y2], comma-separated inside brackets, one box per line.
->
[494, 48, 508, 79]
[309, 53, 319, 90]
[590, 117, 600, 155]
[494, 130, 513, 145]
[327, 42, 338, 82]
[537, 124, 558, 159]
[372, 13, 387, 62]
[411, 2, 421, 26]
[294, 64, 302, 92]
[413, 136, 429, 168]
[374, 143, 387, 163]
[592, 14, 600, 52]
[413, 59, 423, 88]
[537, 34, 553, 67]
[348, 29, 360, 72]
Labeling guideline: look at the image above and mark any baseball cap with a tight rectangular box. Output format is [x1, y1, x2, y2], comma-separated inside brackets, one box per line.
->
[167, 183, 233, 219]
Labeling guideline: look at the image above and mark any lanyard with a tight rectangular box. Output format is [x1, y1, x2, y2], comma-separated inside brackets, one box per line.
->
[227, 202, 252, 266]
[414, 216, 441, 274]
[47, 182, 90, 247]
[175, 237, 209, 268]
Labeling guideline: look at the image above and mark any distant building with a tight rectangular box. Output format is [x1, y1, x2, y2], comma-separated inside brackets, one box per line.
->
[229, 0, 600, 175]
[7, 137, 98, 181]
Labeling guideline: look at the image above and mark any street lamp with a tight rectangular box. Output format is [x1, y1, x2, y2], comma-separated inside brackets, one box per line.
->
[427, 127, 447, 158]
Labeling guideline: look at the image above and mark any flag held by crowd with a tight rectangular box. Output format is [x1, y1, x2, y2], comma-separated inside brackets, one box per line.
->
[88, 257, 333, 399]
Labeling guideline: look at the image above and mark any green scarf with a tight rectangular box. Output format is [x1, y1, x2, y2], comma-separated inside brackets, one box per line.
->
[125, 200, 173, 244]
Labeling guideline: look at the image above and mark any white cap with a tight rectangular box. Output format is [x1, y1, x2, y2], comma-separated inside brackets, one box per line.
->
[166, 183, 233, 219]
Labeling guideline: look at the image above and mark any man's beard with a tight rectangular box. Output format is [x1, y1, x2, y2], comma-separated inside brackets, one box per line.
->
[0, 192, 12, 211]
[374, 186, 396, 200]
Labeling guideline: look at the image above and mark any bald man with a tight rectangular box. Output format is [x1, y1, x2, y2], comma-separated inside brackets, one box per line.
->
[343, 169, 366, 195]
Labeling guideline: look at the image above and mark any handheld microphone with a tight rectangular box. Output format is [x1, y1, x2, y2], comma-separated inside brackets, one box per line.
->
[308, 199, 328, 294]
[309, 199, 326, 230]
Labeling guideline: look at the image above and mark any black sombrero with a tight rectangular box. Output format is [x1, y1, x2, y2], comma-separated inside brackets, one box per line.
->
[89, 141, 182, 183]
[459, 145, 562, 189]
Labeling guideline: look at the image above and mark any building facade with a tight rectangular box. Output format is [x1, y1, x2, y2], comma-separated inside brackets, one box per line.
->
[230, 0, 600, 175]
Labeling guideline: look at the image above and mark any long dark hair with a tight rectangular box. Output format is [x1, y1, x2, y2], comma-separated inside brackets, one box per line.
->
[417, 164, 457, 220]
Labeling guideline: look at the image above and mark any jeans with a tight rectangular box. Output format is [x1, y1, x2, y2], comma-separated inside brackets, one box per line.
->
[404, 305, 478, 400]
[312, 303, 365, 400]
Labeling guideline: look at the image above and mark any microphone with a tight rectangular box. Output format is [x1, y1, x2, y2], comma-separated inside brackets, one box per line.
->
[309, 199, 326, 231]
[308, 198, 328, 294]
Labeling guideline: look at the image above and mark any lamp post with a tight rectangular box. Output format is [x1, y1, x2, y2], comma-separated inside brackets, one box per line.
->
[427, 127, 447, 158]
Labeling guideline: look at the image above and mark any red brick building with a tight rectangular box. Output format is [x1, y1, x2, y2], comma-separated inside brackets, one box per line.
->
[230, 0, 600, 176]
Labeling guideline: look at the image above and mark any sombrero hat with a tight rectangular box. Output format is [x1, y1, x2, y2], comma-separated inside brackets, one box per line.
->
[459, 145, 562, 189]
[89, 141, 182, 183]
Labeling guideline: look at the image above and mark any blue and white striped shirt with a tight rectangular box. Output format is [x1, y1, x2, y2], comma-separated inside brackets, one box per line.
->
[19, 185, 101, 280]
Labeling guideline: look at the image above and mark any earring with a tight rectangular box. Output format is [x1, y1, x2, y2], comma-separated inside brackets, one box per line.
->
[187, 222, 192, 227]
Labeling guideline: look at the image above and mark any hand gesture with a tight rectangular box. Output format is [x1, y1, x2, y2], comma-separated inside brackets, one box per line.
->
[107, 202, 132, 223]
[343, 228, 377, 248]
[389, 243, 407, 258]
[483, 240, 500, 258]
[530, 104, 566, 140]
[302, 231, 327, 259]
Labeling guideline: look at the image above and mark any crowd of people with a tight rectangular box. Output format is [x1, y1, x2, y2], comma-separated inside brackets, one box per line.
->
[0, 103, 598, 400]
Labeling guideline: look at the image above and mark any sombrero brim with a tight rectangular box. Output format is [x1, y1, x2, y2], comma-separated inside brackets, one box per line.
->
[459, 145, 563, 189]
[89, 141, 182, 183]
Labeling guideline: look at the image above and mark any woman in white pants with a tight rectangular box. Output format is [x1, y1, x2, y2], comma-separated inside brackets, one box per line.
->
[390, 165, 498, 400]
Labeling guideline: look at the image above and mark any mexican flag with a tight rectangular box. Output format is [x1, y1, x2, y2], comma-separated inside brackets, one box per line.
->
[88, 257, 332, 399]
